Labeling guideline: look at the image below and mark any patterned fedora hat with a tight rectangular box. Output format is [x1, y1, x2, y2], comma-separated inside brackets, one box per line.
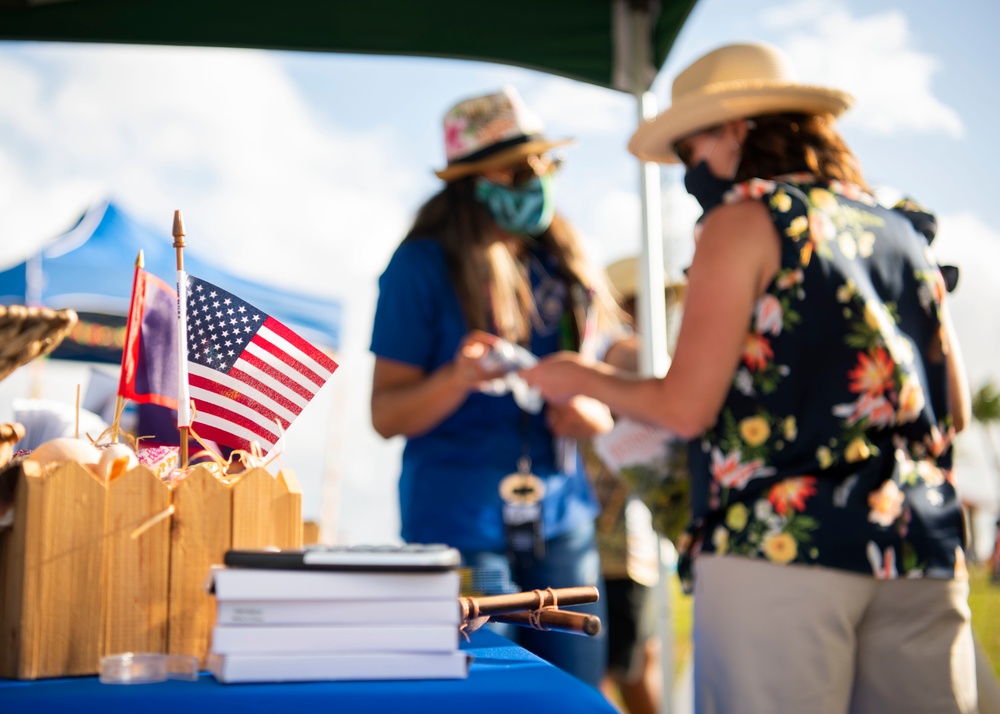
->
[435, 86, 573, 181]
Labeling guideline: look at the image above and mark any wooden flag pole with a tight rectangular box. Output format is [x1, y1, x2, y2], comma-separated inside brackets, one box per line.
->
[173, 211, 189, 469]
[112, 250, 145, 444]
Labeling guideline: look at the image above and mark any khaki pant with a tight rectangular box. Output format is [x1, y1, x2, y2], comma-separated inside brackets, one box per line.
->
[693, 555, 978, 714]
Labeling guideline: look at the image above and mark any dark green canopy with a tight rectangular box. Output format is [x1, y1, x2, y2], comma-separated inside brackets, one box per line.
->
[0, 0, 697, 91]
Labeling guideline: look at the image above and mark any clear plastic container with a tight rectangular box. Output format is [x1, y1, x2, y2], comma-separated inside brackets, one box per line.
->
[100, 653, 200, 684]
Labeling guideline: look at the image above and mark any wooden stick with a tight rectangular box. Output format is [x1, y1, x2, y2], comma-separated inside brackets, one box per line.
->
[113, 251, 145, 444]
[130, 504, 175, 540]
[492, 609, 601, 637]
[172, 211, 189, 469]
[459, 586, 598, 619]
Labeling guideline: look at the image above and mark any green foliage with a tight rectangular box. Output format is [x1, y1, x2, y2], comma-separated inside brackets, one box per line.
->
[973, 381, 1000, 424]
[618, 440, 690, 544]
[970, 563, 1000, 678]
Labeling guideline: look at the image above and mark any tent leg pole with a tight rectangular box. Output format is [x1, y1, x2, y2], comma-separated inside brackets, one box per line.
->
[636, 91, 668, 379]
[635, 91, 675, 714]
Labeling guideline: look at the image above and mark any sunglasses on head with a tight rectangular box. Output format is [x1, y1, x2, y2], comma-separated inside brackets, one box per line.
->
[505, 153, 564, 187]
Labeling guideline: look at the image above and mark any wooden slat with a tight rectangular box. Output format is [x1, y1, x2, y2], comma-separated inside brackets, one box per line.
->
[302, 520, 320, 546]
[231, 468, 301, 550]
[277, 470, 304, 549]
[36, 461, 106, 677]
[0, 463, 31, 678]
[0, 461, 107, 678]
[167, 465, 230, 664]
[102, 465, 171, 657]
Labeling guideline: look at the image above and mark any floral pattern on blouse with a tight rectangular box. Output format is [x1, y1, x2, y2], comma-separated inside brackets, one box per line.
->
[681, 174, 966, 590]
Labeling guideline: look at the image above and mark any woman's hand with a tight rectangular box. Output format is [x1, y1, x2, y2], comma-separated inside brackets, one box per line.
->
[453, 329, 506, 388]
[546, 396, 614, 440]
[519, 351, 590, 404]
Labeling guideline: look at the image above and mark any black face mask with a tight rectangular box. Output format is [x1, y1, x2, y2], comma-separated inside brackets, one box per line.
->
[683, 160, 734, 215]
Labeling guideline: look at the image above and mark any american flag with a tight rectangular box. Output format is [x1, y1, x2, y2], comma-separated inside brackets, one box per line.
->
[182, 274, 338, 453]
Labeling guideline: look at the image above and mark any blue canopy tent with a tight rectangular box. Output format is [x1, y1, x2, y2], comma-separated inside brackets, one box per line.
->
[0, 199, 341, 364]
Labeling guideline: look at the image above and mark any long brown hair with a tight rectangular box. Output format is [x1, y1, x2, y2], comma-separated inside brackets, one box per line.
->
[404, 176, 622, 346]
[735, 112, 869, 190]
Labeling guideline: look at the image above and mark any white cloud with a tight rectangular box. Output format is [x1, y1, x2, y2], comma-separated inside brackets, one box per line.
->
[932, 211, 1000, 390]
[760, 0, 963, 138]
[587, 187, 642, 268]
[661, 171, 700, 278]
[0, 44, 417, 295]
[524, 77, 635, 135]
[579, 169, 700, 286]
[934, 212, 1000, 519]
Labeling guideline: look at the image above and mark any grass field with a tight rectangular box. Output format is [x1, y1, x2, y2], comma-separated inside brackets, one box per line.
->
[665, 562, 1000, 680]
[970, 563, 1000, 677]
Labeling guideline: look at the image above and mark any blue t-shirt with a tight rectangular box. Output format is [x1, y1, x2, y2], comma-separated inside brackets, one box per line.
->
[369, 238, 598, 552]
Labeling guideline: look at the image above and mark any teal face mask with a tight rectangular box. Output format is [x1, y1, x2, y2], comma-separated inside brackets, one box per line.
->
[474, 174, 555, 237]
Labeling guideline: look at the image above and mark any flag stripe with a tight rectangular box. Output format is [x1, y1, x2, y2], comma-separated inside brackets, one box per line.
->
[190, 420, 256, 454]
[243, 340, 316, 398]
[190, 377, 294, 429]
[255, 331, 331, 388]
[264, 317, 338, 374]
[188, 362, 301, 421]
[250, 331, 328, 389]
[227, 361, 307, 414]
[239, 347, 316, 403]
[192, 399, 279, 447]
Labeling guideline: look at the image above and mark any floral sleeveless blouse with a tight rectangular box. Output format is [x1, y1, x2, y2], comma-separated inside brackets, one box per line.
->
[683, 174, 966, 586]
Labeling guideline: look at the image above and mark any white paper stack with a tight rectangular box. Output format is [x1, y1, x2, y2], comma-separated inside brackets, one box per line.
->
[206, 550, 468, 684]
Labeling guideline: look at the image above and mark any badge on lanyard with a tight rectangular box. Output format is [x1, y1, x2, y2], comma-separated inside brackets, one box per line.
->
[499, 456, 546, 562]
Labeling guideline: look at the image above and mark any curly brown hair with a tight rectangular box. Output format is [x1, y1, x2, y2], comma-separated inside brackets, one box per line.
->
[734, 112, 869, 191]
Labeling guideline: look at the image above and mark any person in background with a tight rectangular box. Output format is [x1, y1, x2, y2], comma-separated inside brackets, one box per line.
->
[521, 42, 976, 712]
[369, 86, 627, 687]
[587, 256, 687, 714]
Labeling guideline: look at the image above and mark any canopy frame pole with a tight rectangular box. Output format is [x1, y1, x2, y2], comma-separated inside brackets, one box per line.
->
[620, 3, 675, 714]
[635, 90, 668, 379]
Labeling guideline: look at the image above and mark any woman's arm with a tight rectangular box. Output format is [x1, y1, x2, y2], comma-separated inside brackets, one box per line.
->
[370, 331, 502, 439]
[941, 303, 971, 433]
[603, 333, 640, 373]
[522, 200, 780, 439]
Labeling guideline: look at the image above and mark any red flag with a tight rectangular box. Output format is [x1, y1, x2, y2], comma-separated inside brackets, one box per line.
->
[118, 267, 180, 410]
[182, 274, 338, 453]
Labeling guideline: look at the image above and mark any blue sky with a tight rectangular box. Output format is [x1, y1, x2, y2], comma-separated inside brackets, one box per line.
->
[0, 0, 997, 543]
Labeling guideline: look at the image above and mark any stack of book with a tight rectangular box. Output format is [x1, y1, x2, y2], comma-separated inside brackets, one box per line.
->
[206, 546, 469, 683]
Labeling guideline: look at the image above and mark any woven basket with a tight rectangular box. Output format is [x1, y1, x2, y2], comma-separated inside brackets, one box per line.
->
[0, 305, 78, 384]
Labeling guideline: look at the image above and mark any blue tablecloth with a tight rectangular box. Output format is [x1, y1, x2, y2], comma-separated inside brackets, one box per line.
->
[0, 629, 616, 714]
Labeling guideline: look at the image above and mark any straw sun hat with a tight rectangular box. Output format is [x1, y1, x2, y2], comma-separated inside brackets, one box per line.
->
[435, 86, 573, 182]
[629, 42, 854, 164]
[606, 257, 686, 303]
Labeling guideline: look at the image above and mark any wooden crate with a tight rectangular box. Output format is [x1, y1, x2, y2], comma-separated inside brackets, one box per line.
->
[0, 461, 302, 679]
